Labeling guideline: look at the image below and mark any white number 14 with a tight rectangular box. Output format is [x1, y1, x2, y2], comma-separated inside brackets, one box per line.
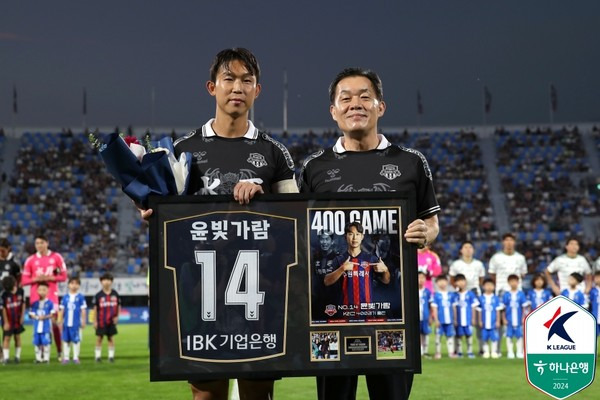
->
[195, 250, 265, 321]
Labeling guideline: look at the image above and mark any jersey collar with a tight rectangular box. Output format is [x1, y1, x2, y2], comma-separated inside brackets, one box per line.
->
[202, 119, 258, 140]
[333, 134, 391, 153]
[36, 251, 53, 258]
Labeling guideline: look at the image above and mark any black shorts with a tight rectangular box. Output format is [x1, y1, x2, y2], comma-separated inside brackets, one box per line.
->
[96, 324, 118, 337]
[3, 326, 25, 337]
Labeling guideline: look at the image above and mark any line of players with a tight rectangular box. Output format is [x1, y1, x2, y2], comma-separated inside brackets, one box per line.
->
[418, 240, 600, 360]
[0, 271, 121, 365]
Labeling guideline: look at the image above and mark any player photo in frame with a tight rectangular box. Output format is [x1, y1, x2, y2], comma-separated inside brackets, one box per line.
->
[308, 207, 404, 326]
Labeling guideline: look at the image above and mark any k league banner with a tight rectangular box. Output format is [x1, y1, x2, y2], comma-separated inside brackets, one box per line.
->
[149, 193, 419, 381]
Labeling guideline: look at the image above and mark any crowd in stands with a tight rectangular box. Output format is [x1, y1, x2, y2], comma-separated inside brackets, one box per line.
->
[1, 130, 121, 276]
[495, 126, 597, 271]
[0, 125, 598, 278]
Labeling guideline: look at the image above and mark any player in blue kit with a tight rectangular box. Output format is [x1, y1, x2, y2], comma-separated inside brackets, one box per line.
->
[29, 282, 55, 363]
[527, 273, 553, 310]
[431, 275, 456, 359]
[59, 276, 87, 364]
[589, 271, 600, 336]
[560, 272, 587, 307]
[502, 274, 530, 359]
[418, 270, 433, 357]
[477, 278, 503, 359]
[453, 274, 479, 358]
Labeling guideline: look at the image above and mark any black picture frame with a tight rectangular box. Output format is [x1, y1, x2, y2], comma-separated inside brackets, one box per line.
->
[149, 192, 420, 381]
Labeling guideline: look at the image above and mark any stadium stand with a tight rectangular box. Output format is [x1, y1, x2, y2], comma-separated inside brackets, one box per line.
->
[0, 125, 598, 284]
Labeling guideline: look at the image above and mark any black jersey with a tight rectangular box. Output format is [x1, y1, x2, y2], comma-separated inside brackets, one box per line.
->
[299, 135, 440, 219]
[1, 288, 25, 329]
[311, 249, 339, 321]
[174, 119, 295, 195]
[0, 258, 21, 281]
[166, 211, 296, 361]
[92, 290, 121, 328]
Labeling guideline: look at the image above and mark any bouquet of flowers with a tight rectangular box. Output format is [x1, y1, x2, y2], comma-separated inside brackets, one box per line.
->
[89, 131, 192, 208]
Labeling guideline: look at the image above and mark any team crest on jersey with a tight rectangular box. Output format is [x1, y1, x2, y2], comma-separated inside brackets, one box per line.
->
[379, 164, 401, 180]
[324, 304, 337, 317]
[193, 151, 208, 164]
[325, 168, 341, 182]
[247, 153, 268, 168]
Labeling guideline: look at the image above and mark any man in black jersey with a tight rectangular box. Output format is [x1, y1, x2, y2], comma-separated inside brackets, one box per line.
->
[142, 48, 297, 400]
[0, 238, 21, 283]
[299, 67, 440, 400]
[311, 230, 340, 322]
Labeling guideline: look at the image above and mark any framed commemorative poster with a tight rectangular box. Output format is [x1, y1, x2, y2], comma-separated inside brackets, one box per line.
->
[149, 192, 420, 381]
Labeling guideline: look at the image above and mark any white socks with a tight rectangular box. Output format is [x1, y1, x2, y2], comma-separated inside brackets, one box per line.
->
[108, 346, 115, 359]
[63, 343, 70, 361]
[73, 342, 81, 360]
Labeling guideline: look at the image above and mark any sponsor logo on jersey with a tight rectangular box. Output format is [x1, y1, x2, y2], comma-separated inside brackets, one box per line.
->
[247, 153, 268, 168]
[325, 168, 341, 182]
[193, 151, 208, 164]
[379, 164, 401, 180]
[337, 183, 392, 192]
[324, 304, 337, 317]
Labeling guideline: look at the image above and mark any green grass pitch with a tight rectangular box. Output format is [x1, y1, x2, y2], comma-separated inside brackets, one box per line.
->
[1, 325, 597, 399]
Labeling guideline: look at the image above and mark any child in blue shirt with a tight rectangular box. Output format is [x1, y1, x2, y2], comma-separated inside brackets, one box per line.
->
[431, 275, 456, 359]
[453, 274, 479, 358]
[58, 276, 87, 364]
[588, 271, 600, 336]
[527, 273, 553, 311]
[29, 282, 55, 363]
[477, 278, 503, 359]
[418, 270, 433, 357]
[502, 274, 530, 359]
[561, 272, 587, 307]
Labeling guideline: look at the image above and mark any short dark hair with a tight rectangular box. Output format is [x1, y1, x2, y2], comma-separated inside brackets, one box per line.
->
[454, 274, 466, 282]
[68, 276, 81, 284]
[502, 233, 516, 241]
[35, 234, 48, 242]
[0, 238, 10, 248]
[38, 281, 49, 288]
[329, 67, 383, 104]
[209, 48, 261, 83]
[594, 270, 600, 277]
[460, 241, 473, 249]
[482, 278, 495, 286]
[507, 274, 520, 282]
[565, 237, 579, 247]
[344, 221, 364, 234]
[2, 276, 16, 291]
[100, 272, 114, 282]
[569, 272, 584, 283]
[435, 274, 448, 282]
[531, 273, 547, 288]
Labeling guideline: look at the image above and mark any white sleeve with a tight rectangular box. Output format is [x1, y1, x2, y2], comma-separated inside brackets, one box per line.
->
[478, 261, 485, 277]
[581, 258, 592, 274]
[488, 255, 497, 274]
[448, 261, 457, 277]
[520, 255, 528, 275]
[546, 258, 558, 273]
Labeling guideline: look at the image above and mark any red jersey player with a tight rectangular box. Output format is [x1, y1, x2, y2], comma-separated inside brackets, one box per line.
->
[1, 276, 25, 363]
[21, 235, 67, 357]
[93, 272, 121, 362]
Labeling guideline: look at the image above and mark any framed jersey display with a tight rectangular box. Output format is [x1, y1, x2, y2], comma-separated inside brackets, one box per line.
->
[149, 192, 420, 381]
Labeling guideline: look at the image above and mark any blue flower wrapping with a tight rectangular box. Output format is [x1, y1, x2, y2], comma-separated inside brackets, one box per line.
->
[98, 132, 191, 208]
